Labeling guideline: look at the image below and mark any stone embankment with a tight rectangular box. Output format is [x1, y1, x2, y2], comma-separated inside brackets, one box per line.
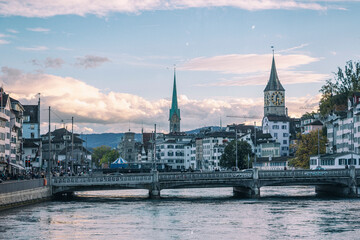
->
[0, 179, 52, 210]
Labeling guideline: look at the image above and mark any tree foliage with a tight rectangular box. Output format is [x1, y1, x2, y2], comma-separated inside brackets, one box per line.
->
[220, 140, 252, 169]
[289, 130, 327, 169]
[319, 60, 360, 116]
[91, 145, 112, 167]
[100, 149, 120, 166]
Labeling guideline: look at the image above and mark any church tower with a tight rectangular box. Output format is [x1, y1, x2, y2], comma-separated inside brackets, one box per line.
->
[169, 67, 181, 133]
[264, 54, 286, 116]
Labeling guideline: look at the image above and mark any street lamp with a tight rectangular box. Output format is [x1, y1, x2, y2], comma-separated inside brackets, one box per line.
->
[235, 129, 238, 170]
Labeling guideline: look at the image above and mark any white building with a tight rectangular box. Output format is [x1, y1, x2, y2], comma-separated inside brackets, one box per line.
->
[325, 93, 360, 154]
[310, 152, 360, 169]
[262, 115, 290, 156]
[202, 132, 234, 170]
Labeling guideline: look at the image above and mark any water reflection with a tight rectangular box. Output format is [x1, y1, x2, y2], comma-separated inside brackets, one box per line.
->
[1, 187, 360, 240]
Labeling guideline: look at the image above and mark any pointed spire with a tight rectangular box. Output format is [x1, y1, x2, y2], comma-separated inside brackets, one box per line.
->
[172, 66, 178, 110]
[169, 65, 180, 120]
[264, 52, 284, 92]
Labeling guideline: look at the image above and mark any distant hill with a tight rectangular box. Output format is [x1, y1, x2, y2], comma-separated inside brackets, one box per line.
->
[81, 126, 223, 150]
[80, 133, 142, 149]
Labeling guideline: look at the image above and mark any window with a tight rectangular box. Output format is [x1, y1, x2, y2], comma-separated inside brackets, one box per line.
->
[168, 152, 174, 156]
[283, 140, 287, 144]
[31, 132, 35, 139]
[282, 125, 287, 129]
[30, 124, 35, 130]
[274, 133, 278, 138]
[272, 125, 279, 129]
[283, 133, 288, 137]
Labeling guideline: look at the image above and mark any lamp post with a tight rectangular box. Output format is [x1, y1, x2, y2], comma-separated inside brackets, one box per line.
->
[235, 129, 238, 170]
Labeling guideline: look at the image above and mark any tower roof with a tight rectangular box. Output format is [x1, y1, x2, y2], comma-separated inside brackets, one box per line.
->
[264, 55, 285, 92]
[169, 67, 180, 120]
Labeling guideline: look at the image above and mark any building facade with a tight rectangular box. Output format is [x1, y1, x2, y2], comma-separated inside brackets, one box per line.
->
[22, 99, 42, 169]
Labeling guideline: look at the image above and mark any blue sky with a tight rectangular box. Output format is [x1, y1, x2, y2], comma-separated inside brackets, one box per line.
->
[0, 1, 359, 133]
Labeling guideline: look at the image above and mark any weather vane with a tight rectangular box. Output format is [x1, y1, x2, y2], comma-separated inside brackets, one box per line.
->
[271, 46, 274, 56]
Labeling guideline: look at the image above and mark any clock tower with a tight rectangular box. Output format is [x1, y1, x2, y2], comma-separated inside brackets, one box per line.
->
[169, 67, 181, 133]
[264, 55, 286, 117]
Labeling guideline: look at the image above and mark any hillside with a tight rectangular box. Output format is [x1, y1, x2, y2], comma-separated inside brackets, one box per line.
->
[80, 126, 222, 149]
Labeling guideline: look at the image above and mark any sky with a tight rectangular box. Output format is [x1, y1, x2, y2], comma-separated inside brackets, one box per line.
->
[0, 0, 360, 134]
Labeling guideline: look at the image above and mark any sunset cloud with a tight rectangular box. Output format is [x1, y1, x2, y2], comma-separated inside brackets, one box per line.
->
[0, 67, 319, 133]
[0, 0, 344, 18]
[181, 54, 320, 74]
[182, 53, 326, 86]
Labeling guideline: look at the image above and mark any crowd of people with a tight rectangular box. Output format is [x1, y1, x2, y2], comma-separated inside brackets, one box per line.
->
[0, 169, 46, 182]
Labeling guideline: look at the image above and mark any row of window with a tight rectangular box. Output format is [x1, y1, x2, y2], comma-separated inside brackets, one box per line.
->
[311, 158, 358, 166]
[273, 133, 288, 138]
[272, 125, 287, 130]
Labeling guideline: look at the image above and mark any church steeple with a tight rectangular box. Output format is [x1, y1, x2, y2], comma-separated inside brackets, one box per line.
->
[263, 53, 286, 117]
[169, 67, 181, 133]
[264, 55, 284, 92]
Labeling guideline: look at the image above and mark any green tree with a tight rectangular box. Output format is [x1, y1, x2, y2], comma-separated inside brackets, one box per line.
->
[289, 130, 327, 169]
[220, 140, 252, 169]
[100, 149, 120, 167]
[92, 145, 112, 167]
[319, 60, 360, 116]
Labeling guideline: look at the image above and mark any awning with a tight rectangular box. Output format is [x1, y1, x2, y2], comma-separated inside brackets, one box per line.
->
[9, 162, 25, 170]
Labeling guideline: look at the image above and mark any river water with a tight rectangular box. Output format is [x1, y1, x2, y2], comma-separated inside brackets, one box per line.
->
[1, 186, 360, 240]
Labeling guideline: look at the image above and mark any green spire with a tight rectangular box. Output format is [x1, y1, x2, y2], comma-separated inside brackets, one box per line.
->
[169, 67, 180, 120]
[264, 55, 284, 92]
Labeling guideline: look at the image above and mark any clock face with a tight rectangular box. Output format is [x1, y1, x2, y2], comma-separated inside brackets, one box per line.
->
[271, 91, 284, 106]
[264, 93, 270, 106]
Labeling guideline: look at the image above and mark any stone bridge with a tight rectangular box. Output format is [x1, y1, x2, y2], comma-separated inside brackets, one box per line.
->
[51, 167, 360, 198]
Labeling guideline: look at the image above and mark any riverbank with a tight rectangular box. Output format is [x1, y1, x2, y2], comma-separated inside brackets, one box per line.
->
[0, 179, 52, 210]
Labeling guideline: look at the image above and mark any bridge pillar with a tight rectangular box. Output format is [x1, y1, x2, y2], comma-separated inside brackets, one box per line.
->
[315, 166, 358, 197]
[149, 170, 161, 198]
[233, 168, 260, 198]
[348, 166, 358, 197]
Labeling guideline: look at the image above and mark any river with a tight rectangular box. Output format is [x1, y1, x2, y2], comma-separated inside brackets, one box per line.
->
[1, 186, 360, 240]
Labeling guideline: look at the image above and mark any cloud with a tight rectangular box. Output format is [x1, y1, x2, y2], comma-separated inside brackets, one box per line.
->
[277, 43, 309, 53]
[75, 55, 110, 69]
[0, 67, 320, 133]
[44, 57, 65, 68]
[27, 27, 50, 32]
[200, 71, 329, 87]
[6, 29, 18, 33]
[17, 46, 48, 51]
[0, 33, 11, 44]
[181, 52, 327, 86]
[31, 57, 65, 68]
[181, 53, 320, 74]
[0, 0, 343, 17]
[0, 39, 10, 44]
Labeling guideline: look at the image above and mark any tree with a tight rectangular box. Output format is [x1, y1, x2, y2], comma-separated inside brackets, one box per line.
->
[289, 130, 327, 169]
[220, 140, 252, 169]
[92, 145, 112, 167]
[100, 149, 120, 167]
[319, 60, 360, 116]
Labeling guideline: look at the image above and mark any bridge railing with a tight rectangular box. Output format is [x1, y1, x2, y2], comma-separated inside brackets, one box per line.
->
[52, 173, 153, 186]
[258, 169, 350, 179]
[158, 171, 253, 181]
